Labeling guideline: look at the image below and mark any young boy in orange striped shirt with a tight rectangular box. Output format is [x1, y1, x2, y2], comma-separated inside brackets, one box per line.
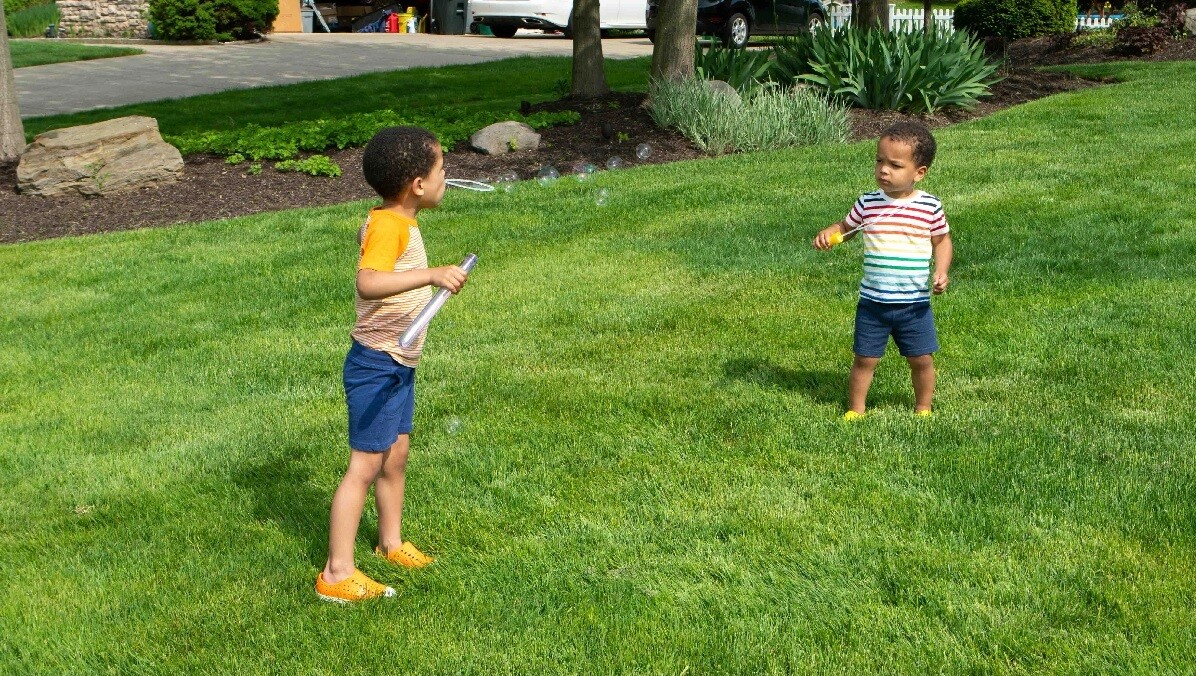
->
[316, 127, 470, 603]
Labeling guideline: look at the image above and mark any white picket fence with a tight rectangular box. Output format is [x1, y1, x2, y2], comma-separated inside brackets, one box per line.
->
[826, 3, 1117, 32]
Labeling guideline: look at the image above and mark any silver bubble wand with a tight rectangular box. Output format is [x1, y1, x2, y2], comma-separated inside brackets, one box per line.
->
[399, 254, 478, 349]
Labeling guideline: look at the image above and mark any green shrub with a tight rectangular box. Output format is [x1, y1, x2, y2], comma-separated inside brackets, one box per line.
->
[1071, 26, 1116, 47]
[693, 39, 776, 92]
[953, 0, 1078, 40]
[148, 0, 216, 40]
[647, 78, 849, 155]
[772, 26, 1000, 114]
[274, 155, 342, 177]
[169, 109, 581, 160]
[5, 2, 58, 37]
[3, 0, 50, 16]
[147, 0, 276, 41]
[208, 0, 276, 39]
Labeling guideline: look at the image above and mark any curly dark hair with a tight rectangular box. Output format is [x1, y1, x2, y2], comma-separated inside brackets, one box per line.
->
[880, 121, 937, 169]
[362, 126, 440, 200]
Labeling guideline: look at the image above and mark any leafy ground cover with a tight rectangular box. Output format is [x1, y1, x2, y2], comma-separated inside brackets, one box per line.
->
[8, 39, 143, 68]
[1, 58, 1194, 672]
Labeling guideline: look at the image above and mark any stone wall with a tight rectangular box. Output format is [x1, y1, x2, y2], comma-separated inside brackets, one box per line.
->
[57, 0, 151, 38]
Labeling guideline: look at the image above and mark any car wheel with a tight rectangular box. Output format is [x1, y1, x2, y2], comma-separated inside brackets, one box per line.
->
[491, 25, 518, 38]
[562, 14, 573, 38]
[721, 12, 749, 49]
[646, 28, 655, 43]
[807, 11, 826, 31]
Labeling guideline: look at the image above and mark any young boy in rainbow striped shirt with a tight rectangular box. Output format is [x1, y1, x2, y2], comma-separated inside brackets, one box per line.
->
[813, 121, 954, 419]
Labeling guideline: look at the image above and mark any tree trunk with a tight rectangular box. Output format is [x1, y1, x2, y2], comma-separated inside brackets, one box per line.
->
[650, 0, 698, 83]
[571, 0, 609, 98]
[923, 0, 933, 34]
[1, 1, 27, 163]
[852, 0, 890, 32]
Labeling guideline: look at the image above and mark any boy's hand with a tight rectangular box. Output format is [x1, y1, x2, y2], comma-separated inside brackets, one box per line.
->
[430, 265, 469, 294]
[813, 225, 842, 251]
[932, 271, 949, 294]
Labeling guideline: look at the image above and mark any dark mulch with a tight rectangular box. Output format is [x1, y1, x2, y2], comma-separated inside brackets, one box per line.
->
[1003, 31, 1196, 66]
[2, 35, 1191, 244]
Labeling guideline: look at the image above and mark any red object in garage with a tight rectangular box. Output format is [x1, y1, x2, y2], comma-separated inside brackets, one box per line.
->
[386, 12, 399, 32]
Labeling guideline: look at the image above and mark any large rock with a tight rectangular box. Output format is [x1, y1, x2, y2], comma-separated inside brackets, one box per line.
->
[470, 121, 541, 155]
[1186, 8, 1196, 37]
[704, 79, 742, 104]
[17, 116, 183, 197]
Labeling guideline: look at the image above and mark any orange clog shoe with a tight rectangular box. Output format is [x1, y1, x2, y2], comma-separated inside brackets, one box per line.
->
[315, 569, 396, 603]
[375, 541, 435, 569]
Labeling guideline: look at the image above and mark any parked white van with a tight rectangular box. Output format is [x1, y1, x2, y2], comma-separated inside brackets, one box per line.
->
[471, 0, 648, 38]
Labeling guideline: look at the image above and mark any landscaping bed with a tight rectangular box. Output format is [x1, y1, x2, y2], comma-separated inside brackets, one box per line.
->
[0, 64, 1114, 244]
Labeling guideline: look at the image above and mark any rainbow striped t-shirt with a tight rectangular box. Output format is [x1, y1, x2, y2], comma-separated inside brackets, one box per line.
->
[843, 190, 949, 304]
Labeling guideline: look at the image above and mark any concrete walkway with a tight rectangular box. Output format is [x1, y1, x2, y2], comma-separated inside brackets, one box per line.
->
[13, 32, 654, 119]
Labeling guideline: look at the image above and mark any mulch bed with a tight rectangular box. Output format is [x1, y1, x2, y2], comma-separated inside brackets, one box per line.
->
[2, 35, 1192, 244]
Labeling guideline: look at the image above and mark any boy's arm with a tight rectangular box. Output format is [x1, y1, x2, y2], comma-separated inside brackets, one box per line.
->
[356, 266, 467, 301]
[931, 232, 953, 294]
[813, 221, 852, 251]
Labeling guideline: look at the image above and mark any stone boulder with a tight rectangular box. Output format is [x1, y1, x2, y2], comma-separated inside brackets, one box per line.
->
[17, 116, 183, 197]
[704, 79, 742, 104]
[1186, 8, 1196, 37]
[470, 121, 541, 155]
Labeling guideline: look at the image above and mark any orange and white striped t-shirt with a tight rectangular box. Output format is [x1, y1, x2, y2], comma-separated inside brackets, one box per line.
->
[350, 208, 433, 367]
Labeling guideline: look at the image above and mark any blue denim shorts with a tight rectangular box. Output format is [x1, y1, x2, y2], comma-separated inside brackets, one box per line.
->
[853, 298, 939, 358]
[343, 341, 416, 452]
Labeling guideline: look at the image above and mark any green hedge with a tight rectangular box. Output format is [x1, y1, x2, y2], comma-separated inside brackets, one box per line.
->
[148, 0, 277, 41]
[3, 0, 51, 16]
[953, 0, 1078, 40]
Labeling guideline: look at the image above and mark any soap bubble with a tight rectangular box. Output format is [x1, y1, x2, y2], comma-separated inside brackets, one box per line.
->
[537, 165, 560, 186]
[495, 171, 519, 192]
[572, 162, 597, 181]
[635, 143, 653, 161]
[445, 417, 462, 435]
[595, 187, 611, 207]
[605, 156, 624, 170]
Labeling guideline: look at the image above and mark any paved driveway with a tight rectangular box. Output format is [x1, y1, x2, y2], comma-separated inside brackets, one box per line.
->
[13, 32, 654, 119]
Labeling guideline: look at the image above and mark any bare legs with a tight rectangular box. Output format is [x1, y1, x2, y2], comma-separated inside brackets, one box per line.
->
[323, 434, 410, 584]
[848, 354, 935, 415]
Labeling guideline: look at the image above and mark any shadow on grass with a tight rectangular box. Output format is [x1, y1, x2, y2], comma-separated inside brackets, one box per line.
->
[234, 453, 329, 566]
[722, 356, 909, 409]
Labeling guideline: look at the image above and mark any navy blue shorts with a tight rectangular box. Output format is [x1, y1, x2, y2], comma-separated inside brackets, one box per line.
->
[343, 341, 416, 452]
[853, 298, 939, 358]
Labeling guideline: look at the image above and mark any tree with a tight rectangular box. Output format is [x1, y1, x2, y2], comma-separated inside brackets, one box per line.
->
[923, 0, 934, 34]
[571, 0, 609, 98]
[650, 0, 698, 83]
[852, 0, 890, 31]
[1, 0, 27, 163]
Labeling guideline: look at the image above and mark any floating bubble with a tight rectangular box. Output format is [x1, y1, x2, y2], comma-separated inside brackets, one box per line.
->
[494, 170, 519, 192]
[605, 156, 624, 170]
[572, 162, 598, 181]
[635, 143, 653, 161]
[537, 165, 560, 186]
[595, 187, 611, 207]
[446, 417, 462, 435]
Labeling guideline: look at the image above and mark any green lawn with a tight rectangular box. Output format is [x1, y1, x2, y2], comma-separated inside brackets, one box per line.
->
[22, 56, 652, 142]
[8, 39, 143, 69]
[2, 59, 1195, 672]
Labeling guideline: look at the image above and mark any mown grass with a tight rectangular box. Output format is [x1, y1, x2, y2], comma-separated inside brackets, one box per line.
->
[21, 55, 651, 141]
[1, 59, 1195, 672]
[8, 39, 143, 69]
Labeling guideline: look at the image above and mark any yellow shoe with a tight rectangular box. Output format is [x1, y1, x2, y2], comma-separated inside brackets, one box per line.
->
[916, 409, 933, 418]
[842, 411, 865, 421]
[376, 541, 435, 569]
[315, 570, 396, 604]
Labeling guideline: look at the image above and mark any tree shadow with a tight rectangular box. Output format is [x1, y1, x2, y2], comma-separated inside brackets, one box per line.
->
[233, 451, 330, 566]
[722, 356, 909, 409]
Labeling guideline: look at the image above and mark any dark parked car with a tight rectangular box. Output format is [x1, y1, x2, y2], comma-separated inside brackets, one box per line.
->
[646, 0, 828, 49]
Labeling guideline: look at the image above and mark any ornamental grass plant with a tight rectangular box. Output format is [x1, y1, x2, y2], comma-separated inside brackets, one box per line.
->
[648, 78, 849, 155]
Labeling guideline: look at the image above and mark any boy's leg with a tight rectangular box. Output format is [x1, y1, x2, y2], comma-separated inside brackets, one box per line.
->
[848, 355, 881, 414]
[324, 450, 385, 584]
[907, 354, 934, 412]
[375, 433, 410, 554]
